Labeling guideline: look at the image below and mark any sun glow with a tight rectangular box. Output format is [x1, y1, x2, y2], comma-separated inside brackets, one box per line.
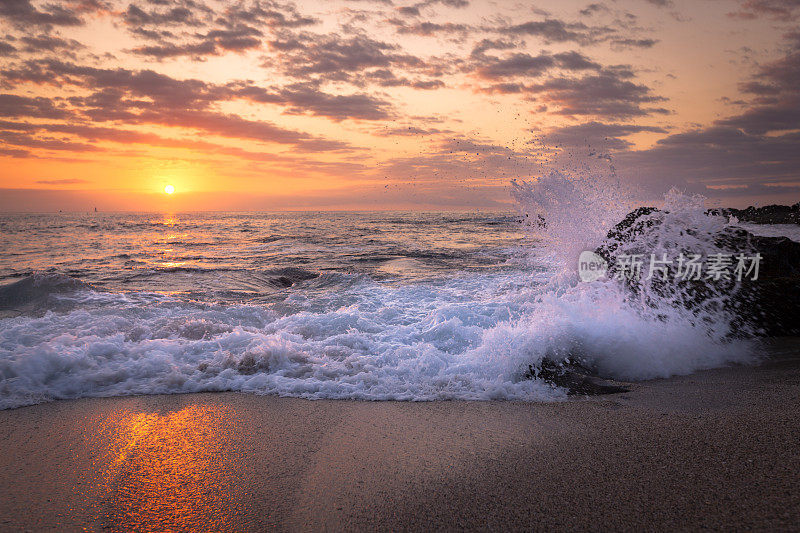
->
[164, 185, 175, 195]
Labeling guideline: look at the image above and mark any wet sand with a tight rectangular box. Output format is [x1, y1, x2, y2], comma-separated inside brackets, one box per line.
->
[1, 351, 799, 532]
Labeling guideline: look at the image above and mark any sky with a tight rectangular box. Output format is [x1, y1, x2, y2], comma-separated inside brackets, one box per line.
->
[0, 0, 798, 211]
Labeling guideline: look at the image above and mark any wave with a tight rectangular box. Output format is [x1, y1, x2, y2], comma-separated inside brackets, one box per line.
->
[0, 273, 93, 314]
[0, 173, 765, 409]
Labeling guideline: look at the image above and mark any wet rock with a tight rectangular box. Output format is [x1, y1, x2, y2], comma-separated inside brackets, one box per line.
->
[597, 208, 800, 337]
[708, 203, 800, 225]
[527, 359, 630, 396]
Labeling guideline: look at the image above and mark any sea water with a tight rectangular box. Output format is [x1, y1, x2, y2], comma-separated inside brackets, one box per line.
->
[0, 176, 777, 408]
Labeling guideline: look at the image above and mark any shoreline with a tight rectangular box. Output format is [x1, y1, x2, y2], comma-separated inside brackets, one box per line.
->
[1, 352, 799, 531]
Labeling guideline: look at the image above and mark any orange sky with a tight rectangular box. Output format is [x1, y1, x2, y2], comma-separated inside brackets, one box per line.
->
[1, 0, 799, 211]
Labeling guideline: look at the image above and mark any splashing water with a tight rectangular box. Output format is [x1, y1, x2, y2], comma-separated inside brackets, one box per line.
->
[508, 172, 758, 380]
[0, 176, 760, 409]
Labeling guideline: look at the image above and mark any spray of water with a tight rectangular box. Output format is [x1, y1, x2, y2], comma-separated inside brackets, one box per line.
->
[0, 171, 761, 408]
[501, 171, 759, 380]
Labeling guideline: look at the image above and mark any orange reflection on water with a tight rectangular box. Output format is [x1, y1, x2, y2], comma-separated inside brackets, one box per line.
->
[97, 404, 238, 532]
[160, 214, 178, 227]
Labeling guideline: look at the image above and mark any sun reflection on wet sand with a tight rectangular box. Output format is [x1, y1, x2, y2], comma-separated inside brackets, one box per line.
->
[95, 404, 239, 532]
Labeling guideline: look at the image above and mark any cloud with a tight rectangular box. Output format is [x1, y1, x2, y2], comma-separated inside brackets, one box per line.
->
[717, 34, 800, 134]
[499, 18, 615, 45]
[580, 3, 608, 16]
[232, 81, 395, 120]
[542, 121, 668, 151]
[615, 127, 800, 196]
[474, 51, 600, 80]
[267, 32, 423, 81]
[0, 0, 84, 28]
[122, 3, 205, 27]
[121, 0, 318, 60]
[644, 0, 673, 7]
[0, 130, 100, 151]
[224, 0, 319, 28]
[0, 93, 71, 119]
[525, 70, 670, 118]
[380, 136, 544, 185]
[375, 125, 450, 136]
[610, 38, 658, 49]
[35, 178, 89, 184]
[0, 40, 16, 54]
[18, 34, 85, 57]
[0, 60, 357, 149]
[0, 146, 29, 157]
[388, 19, 471, 37]
[728, 0, 800, 20]
[396, 0, 469, 17]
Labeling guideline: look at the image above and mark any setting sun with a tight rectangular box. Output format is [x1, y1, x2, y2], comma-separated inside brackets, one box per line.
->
[164, 185, 175, 195]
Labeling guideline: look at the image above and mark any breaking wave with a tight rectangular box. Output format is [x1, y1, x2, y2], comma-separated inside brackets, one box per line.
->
[0, 173, 761, 409]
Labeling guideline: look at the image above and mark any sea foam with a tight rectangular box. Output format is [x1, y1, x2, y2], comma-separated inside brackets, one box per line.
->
[0, 174, 761, 408]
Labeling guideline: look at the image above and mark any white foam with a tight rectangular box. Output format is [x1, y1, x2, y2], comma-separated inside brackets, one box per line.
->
[0, 174, 765, 409]
[736, 223, 800, 243]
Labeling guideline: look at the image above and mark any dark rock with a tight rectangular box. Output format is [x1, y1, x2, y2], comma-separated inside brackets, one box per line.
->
[596, 208, 800, 337]
[708, 203, 800, 225]
[595, 206, 660, 264]
[526, 360, 630, 396]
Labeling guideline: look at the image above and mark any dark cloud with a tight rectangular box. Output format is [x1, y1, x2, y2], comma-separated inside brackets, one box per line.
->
[122, 3, 204, 27]
[470, 38, 517, 57]
[491, 13, 658, 49]
[542, 121, 668, 151]
[388, 19, 470, 36]
[131, 23, 267, 58]
[224, 0, 318, 28]
[615, 127, 800, 196]
[121, 1, 318, 60]
[268, 32, 422, 80]
[499, 18, 615, 45]
[717, 35, 800, 134]
[36, 178, 89, 184]
[0, 146, 29, 156]
[0, 130, 99, 151]
[580, 3, 608, 16]
[525, 70, 670, 118]
[376, 125, 449, 136]
[728, 0, 800, 20]
[0, 40, 16, 54]
[474, 51, 601, 80]
[18, 34, 85, 57]
[0, 60, 357, 149]
[232, 81, 394, 120]
[527, 32, 800, 201]
[0, 93, 71, 119]
[381, 136, 542, 186]
[396, 0, 469, 17]
[0, 0, 84, 27]
[644, 0, 673, 7]
[361, 68, 444, 89]
[611, 38, 658, 49]
[475, 53, 555, 79]
[129, 39, 217, 58]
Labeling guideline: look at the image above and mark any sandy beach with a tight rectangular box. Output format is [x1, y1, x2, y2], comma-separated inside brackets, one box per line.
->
[1, 348, 799, 532]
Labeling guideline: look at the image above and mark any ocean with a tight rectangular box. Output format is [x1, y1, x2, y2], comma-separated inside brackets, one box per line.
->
[0, 177, 780, 409]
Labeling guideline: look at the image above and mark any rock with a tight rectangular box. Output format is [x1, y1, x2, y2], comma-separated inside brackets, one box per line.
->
[708, 203, 800, 225]
[596, 207, 800, 337]
[526, 360, 630, 396]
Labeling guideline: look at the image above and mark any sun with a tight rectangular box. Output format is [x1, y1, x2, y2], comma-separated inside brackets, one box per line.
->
[164, 184, 175, 194]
